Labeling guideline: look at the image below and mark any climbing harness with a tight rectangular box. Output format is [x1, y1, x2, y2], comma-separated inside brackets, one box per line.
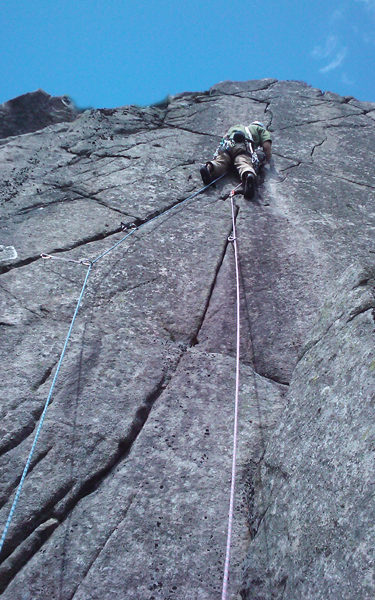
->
[214, 128, 260, 172]
[0, 172, 228, 557]
[221, 187, 242, 600]
[213, 138, 235, 158]
[243, 127, 261, 171]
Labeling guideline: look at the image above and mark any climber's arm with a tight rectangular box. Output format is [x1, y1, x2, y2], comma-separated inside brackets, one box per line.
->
[262, 140, 272, 163]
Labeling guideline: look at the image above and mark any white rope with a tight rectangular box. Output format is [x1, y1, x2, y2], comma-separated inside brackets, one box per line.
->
[221, 188, 241, 600]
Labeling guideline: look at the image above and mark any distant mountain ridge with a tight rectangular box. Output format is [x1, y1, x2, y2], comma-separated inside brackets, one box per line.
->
[0, 89, 78, 139]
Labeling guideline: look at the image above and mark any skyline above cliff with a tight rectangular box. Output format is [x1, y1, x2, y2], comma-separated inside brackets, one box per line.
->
[1, 0, 375, 109]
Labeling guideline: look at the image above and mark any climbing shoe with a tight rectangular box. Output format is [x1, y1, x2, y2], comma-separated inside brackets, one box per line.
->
[200, 164, 213, 186]
[243, 173, 255, 199]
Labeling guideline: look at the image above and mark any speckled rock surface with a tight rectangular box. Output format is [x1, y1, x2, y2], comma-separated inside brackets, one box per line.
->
[0, 79, 375, 599]
[241, 265, 375, 599]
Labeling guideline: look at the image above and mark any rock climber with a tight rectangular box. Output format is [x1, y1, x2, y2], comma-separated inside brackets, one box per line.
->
[200, 121, 273, 199]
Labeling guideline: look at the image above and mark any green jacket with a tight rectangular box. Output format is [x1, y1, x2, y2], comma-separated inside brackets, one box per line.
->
[225, 124, 272, 148]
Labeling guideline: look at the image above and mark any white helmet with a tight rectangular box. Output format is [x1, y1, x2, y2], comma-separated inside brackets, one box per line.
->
[251, 121, 266, 129]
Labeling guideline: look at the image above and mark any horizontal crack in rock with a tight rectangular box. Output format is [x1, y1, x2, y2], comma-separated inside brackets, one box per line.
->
[0, 227, 124, 275]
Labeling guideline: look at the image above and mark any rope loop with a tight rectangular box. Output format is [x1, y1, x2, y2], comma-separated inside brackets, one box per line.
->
[40, 253, 91, 267]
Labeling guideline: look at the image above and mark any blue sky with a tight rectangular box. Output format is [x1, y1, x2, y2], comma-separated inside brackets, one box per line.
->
[1, 0, 375, 108]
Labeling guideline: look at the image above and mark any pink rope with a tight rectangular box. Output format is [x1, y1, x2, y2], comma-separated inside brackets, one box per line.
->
[221, 189, 241, 600]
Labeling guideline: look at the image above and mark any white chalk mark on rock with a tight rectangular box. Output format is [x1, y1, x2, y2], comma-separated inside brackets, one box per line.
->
[0, 246, 17, 262]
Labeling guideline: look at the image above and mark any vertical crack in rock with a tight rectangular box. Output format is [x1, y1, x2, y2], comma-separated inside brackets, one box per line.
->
[51, 377, 170, 520]
[32, 364, 56, 391]
[191, 214, 237, 346]
[297, 313, 344, 363]
[264, 102, 274, 129]
[310, 133, 327, 157]
[68, 492, 138, 600]
[0, 191, 231, 591]
[23, 447, 52, 478]
[0, 447, 54, 514]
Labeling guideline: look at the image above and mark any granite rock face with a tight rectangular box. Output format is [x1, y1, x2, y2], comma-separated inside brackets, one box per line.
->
[242, 265, 375, 600]
[0, 79, 375, 599]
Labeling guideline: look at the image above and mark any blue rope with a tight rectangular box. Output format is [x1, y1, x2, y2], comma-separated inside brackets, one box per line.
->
[0, 264, 92, 556]
[0, 172, 228, 556]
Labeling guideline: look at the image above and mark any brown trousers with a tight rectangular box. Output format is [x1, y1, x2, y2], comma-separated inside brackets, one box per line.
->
[208, 143, 256, 180]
